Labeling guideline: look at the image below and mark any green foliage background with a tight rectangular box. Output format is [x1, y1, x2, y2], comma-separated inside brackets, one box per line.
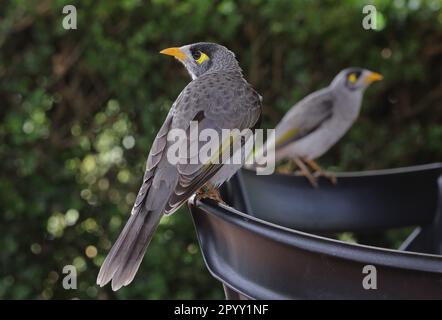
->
[1, 0, 441, 299]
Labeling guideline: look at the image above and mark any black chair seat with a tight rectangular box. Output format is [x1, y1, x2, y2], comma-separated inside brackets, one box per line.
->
[188, 198, 442, 299]
[188, 163, 442, 299]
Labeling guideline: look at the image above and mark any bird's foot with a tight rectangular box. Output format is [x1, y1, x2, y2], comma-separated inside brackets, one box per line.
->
[293, 157, 318, 188]
[294, 169, 318, 188]
[313, 170, 337, 185]
[303, 158, 337, 185]
[195, 183, 226, 204]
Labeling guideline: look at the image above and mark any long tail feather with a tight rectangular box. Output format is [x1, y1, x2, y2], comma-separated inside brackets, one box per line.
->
[96, 208, 163, 291]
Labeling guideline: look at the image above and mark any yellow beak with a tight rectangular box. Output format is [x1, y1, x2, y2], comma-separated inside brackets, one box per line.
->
[160, 47, 187, 60]
[364, 72, 383, 84]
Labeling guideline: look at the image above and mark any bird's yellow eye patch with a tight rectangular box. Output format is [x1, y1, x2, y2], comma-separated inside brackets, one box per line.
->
[348, 73, 358, 83]
[196, 52, 209, 64]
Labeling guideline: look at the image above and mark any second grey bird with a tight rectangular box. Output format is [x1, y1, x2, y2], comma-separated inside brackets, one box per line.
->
[97, 42, 262, 290]
[255, 68, 382, 186]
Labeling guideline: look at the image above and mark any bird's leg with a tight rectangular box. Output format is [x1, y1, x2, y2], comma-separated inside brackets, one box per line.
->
[293, 157, 318, 188]
[303, 158, 337, 185]
[195, 182, 226, 204]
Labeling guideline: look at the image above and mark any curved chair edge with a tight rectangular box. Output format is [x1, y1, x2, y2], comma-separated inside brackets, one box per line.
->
[188, 197, 442, 273]
[244, 162, 442, 178]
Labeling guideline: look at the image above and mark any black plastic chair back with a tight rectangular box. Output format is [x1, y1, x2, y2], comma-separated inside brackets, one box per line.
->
[222, 164, 442, 233]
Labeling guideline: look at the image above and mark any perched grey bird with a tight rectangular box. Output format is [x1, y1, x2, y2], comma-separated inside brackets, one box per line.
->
[255, 68, 382, 186]
[97, 43, 262, 290]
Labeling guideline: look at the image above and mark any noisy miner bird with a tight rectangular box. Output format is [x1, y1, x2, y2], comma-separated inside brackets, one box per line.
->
[254, 68, 382, 187]
[97, 43, 262, 290]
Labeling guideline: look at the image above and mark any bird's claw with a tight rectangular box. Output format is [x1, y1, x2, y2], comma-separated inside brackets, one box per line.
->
[313, 171, 337, 185]
[195, 184, 226, 204]
[295, 170, 319, 188]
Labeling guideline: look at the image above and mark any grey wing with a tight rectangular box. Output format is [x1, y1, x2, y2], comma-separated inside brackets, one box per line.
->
[164, 74, 262, 214]
[274, 87, 334, 149]
[130, 111, 174, 215]
[133, 73, 260, 216]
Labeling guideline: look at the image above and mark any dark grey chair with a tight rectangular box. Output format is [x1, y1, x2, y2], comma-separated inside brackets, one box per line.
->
[188, 164, 442, 299]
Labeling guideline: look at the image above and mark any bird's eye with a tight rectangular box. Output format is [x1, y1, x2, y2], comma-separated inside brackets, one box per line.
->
[192, 50, 202, 60]
[348, 73, 358, 84]
[192, 50, 209, 64]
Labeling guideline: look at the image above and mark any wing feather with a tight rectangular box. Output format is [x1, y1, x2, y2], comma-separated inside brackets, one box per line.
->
[274, 87, 334, 149]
